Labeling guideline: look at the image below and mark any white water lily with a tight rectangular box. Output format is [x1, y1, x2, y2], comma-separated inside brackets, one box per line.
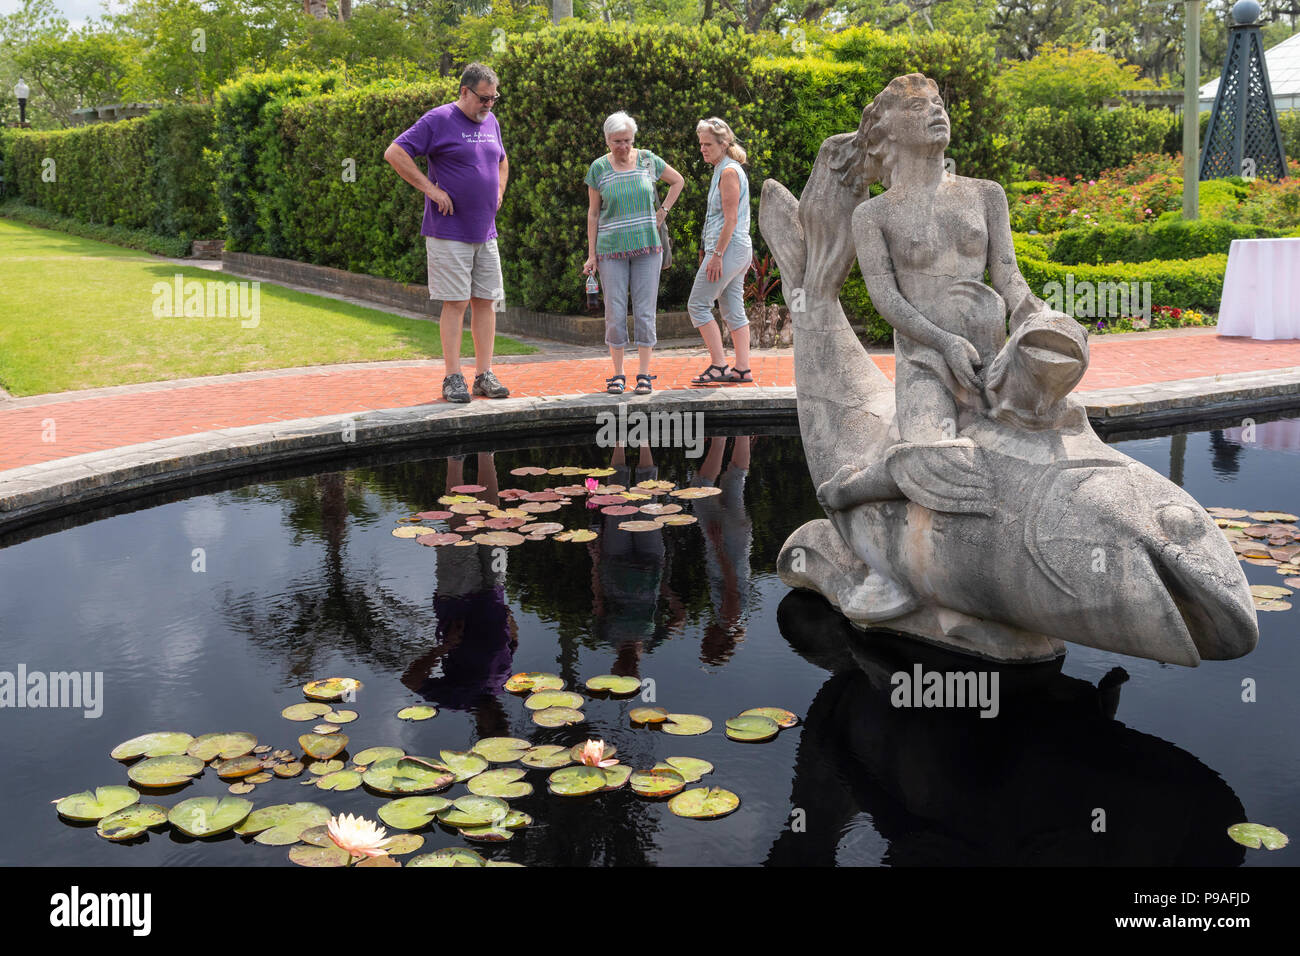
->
[328, 813, 392, 858]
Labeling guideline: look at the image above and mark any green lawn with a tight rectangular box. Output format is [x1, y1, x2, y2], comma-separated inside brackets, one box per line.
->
[0, 219, 536, 396]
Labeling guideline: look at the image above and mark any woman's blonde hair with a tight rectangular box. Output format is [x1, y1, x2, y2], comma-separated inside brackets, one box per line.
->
[696, 116, 747, 164]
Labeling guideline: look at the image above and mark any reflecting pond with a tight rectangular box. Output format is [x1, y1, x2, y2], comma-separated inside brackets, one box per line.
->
[1, 416, 1296, 866]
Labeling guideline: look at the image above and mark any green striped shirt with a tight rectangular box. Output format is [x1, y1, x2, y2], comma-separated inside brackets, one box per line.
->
[584, 149, 667, 259]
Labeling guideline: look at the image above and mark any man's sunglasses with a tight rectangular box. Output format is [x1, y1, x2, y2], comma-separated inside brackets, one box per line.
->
[467, 89, 501, 106]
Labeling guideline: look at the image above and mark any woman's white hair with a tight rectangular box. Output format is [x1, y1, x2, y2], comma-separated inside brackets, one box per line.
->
[603, 111, 637, 140]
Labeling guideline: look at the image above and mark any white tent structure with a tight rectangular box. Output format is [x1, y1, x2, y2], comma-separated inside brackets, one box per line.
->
[1201, 29, 1300, 112]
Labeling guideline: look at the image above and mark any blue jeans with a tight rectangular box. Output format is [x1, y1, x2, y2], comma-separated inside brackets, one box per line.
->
[598, 250, 662, 349]
[688, 241, 751, 331]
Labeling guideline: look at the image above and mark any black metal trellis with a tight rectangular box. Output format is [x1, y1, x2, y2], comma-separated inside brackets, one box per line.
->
[1200, 6, 1288, 181]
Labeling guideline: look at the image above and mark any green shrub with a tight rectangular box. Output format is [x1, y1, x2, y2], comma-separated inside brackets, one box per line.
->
[0, 199, 190, 256]
[840, 266, 893, 344]
[1016, 251, 1226, 314]
[1012, 105, 1176, 180]
[145, 105, 221, 243]
[1049, 218, 1278, 265]
[212, 70, 340, 254]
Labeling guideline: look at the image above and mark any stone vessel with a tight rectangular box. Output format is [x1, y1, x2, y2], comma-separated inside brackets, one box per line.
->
[760, 74, 1257, 666]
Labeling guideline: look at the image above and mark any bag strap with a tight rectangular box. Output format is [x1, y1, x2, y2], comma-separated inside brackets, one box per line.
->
[638, 150, 662, 210]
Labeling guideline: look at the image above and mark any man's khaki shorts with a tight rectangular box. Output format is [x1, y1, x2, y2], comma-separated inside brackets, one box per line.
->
[425, 236, 504, 304]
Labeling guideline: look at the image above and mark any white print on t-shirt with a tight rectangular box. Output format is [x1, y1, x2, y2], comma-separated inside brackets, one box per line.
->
[461, 130, 498, 143]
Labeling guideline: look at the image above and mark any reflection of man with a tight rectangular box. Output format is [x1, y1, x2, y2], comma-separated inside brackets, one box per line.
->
[400, 453, 516, 737]
[384, 62, 511, 404]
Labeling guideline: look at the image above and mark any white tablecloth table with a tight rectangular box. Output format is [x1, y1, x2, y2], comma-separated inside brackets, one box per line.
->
[1217, 237, 1300, 339]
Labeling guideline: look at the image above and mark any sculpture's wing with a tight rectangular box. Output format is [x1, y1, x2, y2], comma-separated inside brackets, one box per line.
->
[885, 439, 995, 517]
[758, 178, 806, 292]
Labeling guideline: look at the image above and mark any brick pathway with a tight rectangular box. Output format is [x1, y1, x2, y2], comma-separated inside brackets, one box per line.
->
[1, 330, 1298, 474]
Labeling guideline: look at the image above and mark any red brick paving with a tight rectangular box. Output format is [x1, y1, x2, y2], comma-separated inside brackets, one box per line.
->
[1, 333, 1299, 473]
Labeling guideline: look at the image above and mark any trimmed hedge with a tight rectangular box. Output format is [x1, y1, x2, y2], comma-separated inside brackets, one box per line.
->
[1, 105, 220, 245]
[1016, 252, 1227, 314]
[1013, 105, 1176, 180]
[1049, 218, 1280, 265]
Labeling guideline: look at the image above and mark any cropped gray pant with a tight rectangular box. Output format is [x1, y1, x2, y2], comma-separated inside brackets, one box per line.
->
[598, 249, 662, 349]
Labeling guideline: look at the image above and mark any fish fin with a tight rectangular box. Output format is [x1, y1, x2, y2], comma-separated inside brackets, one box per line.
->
[778, 519, 917, 623]
[759, 179, 806, 291]
[885, 439, 995, 516]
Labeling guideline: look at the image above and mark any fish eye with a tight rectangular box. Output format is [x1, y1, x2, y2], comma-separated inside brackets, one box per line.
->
[1156, 503, 1202, 544]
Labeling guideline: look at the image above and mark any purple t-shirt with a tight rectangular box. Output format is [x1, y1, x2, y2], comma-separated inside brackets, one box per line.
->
[393, 102, 505, 243]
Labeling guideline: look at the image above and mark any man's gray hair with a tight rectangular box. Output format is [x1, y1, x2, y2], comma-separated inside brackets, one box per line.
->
[460, 62, 499, 93]
[603, 111, 637, 140]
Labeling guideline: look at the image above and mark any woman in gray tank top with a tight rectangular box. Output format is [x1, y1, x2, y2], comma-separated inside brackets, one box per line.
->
[688, 117, 754, 385]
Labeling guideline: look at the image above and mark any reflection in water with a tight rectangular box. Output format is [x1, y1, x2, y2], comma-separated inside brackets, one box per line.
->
[769, 591, 1247, 866]
[692, 437, 755, 666]
[1209, 431, 1243, 477]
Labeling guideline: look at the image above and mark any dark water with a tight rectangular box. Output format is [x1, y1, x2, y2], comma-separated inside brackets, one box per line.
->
[1, 419, 1296, 867]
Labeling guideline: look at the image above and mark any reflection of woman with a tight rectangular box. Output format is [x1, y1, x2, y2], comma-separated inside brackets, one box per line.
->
[688, 117, 754, 386]
[587, 444, 684, 676]
[849, 74, 1044, 443]
[691, 436, 755, 666]
[583, 111, 685, 396]
[401, 453, 516, 738]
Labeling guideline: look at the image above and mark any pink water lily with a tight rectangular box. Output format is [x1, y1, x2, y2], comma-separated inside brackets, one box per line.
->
[579, 739, 619, 768]
[585, 478, 599, 492]
[328, 813, 392, 858]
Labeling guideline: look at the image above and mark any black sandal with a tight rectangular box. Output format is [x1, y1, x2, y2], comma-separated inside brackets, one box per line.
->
[634, 373, 657, 395]
[691, 363, 730, 385]
[606, 374, 626, 394]
[725, 368, 753, 384]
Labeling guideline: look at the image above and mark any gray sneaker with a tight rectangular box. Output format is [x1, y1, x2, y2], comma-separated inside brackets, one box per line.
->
[473, 369, 510, 399]
[441, 372, 470, 403]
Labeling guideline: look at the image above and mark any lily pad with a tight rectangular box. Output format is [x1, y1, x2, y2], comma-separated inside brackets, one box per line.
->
[311, 723, 340, 735]
[228, 782, 255, 795]
[354, 746, 405, 766]
[1249, 511, 1298, 522]
[525, 690, 585, 711]
[396, 704, 438, 721]
[502, 810, 533, 830]
[521, 745, 574, 769]
[436, 795, 511, 828]
[738, 707, 800, 728]
[416, 510, 453, 520]
[510, 466, 548, 477]
[585, 674, 641, 696]
[451, 483, 487, 494]
[393, 526, 429, 538]
[356, 853, 401, 866]
[315, 770, 363, 792]
[377, 796, 452, 830]
[212, 756, 265, 780]
[662, 713, 713, 736]
[289, 844, 351, 867]
[726, 715, 781, 742]
[602, 765, 633, 791]
[168, 796, 253, 837]
[184, 732, 258, 762]
[56, 786, 140, 821]
[630, 706, 669, 725]
[533, 706, 586, 727]
[247, 772, 273, 784]
[437, 750, 490, 782]
[96, 804, 167, 841]
[664, 757, 714, 783]
[110, 732, 194, 761]
[467, 768, 533, 799]
[1255, 599, 1293, 611]
[670, 486, 722, 499]
[417, 533, 464, 546]
[281, 703, 333, 721]
[658, 515, 699, 526]
[253, 807, 333, 845]
[299, 824, 334, 847]
[386, 833, 425, 855]
[548, 766, 608, 796]
[554, 529, 599, 542]
[236, 802, 331, 836]
[302, 677, 362, 702]
[362, 756, 455, 795]
[630, 768, 686, 798]
[323, 710, 357, 724]
[128, 754, 206, 788]
[299, 733, 348, 760]
[460, 825, 514, 843]
[472, 737, 532, 763]
[668, 787, 740, 819]
[1227, 823, 1289, 850]
[1250, 584, 1294, 599]
[618, 520, 664, 532]
[407, 848, 487, 867]
[505, 672, 565, 694]
[308, 759, 345, 775]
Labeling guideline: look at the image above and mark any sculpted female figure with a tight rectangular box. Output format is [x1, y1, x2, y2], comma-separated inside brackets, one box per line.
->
[819, 73, 1063, 511]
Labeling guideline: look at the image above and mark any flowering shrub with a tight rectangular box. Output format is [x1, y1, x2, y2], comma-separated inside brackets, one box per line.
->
[1091, 306, 1210, 335]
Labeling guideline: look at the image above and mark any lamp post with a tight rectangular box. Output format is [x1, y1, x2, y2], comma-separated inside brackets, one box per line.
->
[14, 78, 29, 128]
[1184, 2, 1200, 219]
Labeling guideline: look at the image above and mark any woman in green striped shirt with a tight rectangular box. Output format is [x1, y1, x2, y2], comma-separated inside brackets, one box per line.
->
[584, 111, 685, 394]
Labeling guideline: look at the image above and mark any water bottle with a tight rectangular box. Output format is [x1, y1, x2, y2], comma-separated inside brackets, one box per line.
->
[585, 272, 601, 313]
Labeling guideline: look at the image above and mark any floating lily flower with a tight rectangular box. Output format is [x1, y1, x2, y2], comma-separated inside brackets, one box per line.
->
[328, 813, 391, 858]
[579, 739, 619, 768]
[585, 478, 599, 492]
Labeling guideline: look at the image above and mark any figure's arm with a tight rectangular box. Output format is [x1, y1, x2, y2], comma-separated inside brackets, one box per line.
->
[852, 202, 981, 393]
[584, 185, 601, 272]
[497, 154, 508, 210]
[981, 179, 1043, 334]
[659, 164, 685, 224]
[384, 142, 453, 215]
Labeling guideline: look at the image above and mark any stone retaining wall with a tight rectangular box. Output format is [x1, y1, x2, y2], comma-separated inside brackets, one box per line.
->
[221, 251, 698, 345]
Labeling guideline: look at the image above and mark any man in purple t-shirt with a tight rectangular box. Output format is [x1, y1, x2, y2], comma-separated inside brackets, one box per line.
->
[384, 63, 511, 403]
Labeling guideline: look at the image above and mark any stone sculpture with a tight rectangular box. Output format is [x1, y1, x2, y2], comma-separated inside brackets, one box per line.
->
[760, 73, 1258, 666]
